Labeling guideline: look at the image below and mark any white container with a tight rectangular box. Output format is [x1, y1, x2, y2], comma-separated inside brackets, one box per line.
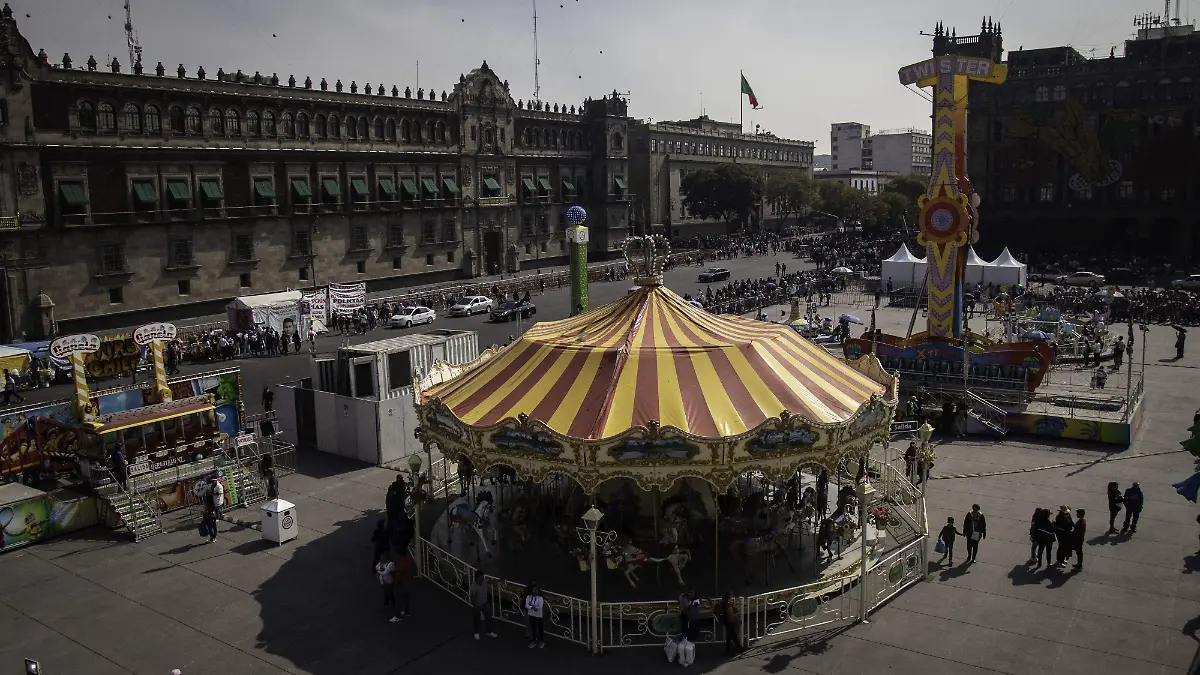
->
[261, 498, 298, 544]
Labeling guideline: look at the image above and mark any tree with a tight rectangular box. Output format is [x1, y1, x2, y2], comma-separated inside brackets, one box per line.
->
[765, 170, 818, 228]
[882, 173, 928, 229]
[681, 163, 763, 231]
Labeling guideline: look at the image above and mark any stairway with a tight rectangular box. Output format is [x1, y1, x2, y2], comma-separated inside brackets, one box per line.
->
[107, 491, 163, 541]
[965, 389, 1008, 437]
[230, 467, 267, 507]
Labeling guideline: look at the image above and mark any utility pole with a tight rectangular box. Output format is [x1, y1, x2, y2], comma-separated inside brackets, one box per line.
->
[532, 0, 541, 103]
[123, 1, 142, 72]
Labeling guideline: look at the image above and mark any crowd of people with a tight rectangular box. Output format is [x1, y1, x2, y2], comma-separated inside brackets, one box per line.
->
[674, 231, 794, 260]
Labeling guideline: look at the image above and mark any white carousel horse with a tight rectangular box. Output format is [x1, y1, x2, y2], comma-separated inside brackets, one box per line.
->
[603, 539, 692, 589]
[450, 491, 497, 556]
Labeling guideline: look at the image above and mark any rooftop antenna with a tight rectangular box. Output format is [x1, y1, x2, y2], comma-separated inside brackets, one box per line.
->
[532, 0, 541, 103]
[1174, 0, 1181, 25]
[123, 0, 142, 71]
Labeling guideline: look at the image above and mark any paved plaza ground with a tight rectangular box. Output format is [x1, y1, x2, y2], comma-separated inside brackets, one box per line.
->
[2, 252, 1198, 674]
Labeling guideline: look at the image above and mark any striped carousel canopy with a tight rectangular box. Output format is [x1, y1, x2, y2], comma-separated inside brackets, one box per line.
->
[420, 284, 890, 441]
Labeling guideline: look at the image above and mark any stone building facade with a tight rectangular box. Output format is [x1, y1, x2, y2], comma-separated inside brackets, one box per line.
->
[627, 116, 814, 238]
[0, 7, 632, 338]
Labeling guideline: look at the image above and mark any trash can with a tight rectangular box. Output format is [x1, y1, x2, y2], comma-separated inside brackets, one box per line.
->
[261, 498, 297, 545]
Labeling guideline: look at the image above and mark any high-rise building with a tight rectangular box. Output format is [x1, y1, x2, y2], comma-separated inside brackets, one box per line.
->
[869, 129, 933, 176]
[830, 122, 870, 170]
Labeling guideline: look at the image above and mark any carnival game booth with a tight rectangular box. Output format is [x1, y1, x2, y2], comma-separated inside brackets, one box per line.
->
[411, 243, 923, 652]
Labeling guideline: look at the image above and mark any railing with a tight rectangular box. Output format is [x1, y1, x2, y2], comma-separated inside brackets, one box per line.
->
[867, 536, 925, 609]
[742, 570, 860, 643]
[871, 459, 923, 534]
[598, 599, 716, 649]
[966, 389, 1008, 434]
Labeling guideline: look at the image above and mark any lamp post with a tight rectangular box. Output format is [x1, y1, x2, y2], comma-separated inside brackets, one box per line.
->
[576, 506, 609, 655]
[917, 421, 934, 579]
[407, 452, 424, 576]
[856, 475, 876, 622]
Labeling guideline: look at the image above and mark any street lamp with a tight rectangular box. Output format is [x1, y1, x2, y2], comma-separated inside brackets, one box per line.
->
[856, 476, 876, 622]
[406, 452, 424, 576]
[917, 421, 935, 579]
[577, 506, 613, 655]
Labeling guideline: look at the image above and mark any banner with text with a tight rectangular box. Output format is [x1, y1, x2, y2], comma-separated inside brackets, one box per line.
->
[328, 282, 366, 316]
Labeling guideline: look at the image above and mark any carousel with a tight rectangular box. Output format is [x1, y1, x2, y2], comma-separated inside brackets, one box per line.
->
[412, 236, 903, 609]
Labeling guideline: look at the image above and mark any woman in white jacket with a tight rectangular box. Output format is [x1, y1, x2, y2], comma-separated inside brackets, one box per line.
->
[523, 583, 545, 648]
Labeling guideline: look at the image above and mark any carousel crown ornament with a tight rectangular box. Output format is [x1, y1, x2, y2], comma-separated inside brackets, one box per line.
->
[623, 234, 670, 287]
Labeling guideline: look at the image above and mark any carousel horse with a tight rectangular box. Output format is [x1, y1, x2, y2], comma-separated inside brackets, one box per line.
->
[798, 486, 819, 531]
[729, 527, 796, 584]
[450, 490, 497, 556]
[816, 507, 859, 562]
[456, 457, 476, 496]
[497, 497, 531, 549]
[602, 537, 692, 588]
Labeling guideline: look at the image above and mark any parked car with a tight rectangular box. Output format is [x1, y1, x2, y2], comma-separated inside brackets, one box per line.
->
[1105, 267, 1138, 285]
[449, 295, 493, 316]
[1028, 266, 1065, 283]
[1055, 271, 1105, 287]
[698, 267, 731, 283]
[1171, 274, 1200, 290]
[389, 306, 436, 328]
[489, 300, 536, 322]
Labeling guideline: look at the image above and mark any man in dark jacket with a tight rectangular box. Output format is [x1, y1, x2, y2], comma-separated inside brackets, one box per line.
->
[962, 503, 987, 563]
[1121, 482, 1144, 534]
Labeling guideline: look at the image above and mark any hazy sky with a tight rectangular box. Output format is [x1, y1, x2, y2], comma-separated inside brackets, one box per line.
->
[9, 0, 1190, 151]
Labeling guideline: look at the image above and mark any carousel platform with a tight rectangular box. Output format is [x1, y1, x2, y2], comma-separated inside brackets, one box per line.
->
[427, 472, 907, 602]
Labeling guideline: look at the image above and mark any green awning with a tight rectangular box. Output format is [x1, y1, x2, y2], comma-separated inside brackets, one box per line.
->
[561, 179, 577, 195]
[166, 180, 191, 202]
[59, 182, 89, 205]
[254, 178, 276, 199]
[442, 177, 460, 196]
[614, 177, 628, 190]
[199, 179, 224, 201]
[291, 179, 311, 198]
[378, 177, 397, 197]
[482, 177, 501, 193]
[350, 178, 369, 196]
[521, 177, 536, 194]
[322, 178, 341, 197]
[400, 178, 418, 198]
[132, 181, 157, 205]
[420, 178, 438, 196]
[537, 177, 553, 194]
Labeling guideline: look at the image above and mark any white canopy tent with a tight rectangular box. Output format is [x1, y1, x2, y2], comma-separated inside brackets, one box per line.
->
[963, 246, 997, 285]
[987, 247, 1027, 287]
[226, 290, 313, 340]
[881, 243, 927, 290]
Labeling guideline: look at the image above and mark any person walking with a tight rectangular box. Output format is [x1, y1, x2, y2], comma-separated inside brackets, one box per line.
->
[962, 504, 987, 563]
[393, 549, 414, 620]
[1072, 509, 1087, 570]
[1032, 509, 1055, 568]
[201, 483, 219, 544]
[904, 442, 917, 480]
[524, 582, 546, 648]
[938, 517, 961, 566]
[2, 370, 24, 405]
[1053, 506, 1075, 568]
[1028, 508, 1041, 561]
[210, 474, 225, 519]
[1121, 482, 1144, 533]
[1107, 482, 1124, 533]
[715, 590, 742, 655]
[261, 386, 275, 413]
[1112, 336, 1125, 370]
[469, 570, 497, 640]
[110, 448, 129, 491]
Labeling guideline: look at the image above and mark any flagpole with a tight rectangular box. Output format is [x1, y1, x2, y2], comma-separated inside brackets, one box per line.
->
[739, 70, 744, 135]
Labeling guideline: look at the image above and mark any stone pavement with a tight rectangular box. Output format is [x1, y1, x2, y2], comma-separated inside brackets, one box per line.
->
[1, 295, 1198, 674]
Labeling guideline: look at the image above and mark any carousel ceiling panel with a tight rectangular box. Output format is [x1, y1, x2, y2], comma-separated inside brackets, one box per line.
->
[421, 285, 890, 441]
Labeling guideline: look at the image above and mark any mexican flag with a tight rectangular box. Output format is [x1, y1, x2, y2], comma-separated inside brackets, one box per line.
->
[741, 73, 761, 109]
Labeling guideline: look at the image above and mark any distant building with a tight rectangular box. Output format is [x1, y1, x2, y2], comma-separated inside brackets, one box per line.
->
[830, 122, 870, 170]
[627, 116, 815, 238]
[814, 169, 887, 195]
[813, 154, 832, 171]
[868, 129, 933, 176]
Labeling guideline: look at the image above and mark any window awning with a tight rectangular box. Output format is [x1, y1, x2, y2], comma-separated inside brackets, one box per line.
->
[521, 177, 536, 193]
[132, 181, 157, 205]
[253, 178, 276, 199]
[350, 178, 369, 197]
[378, 177, 397, 197]
[482, 177, 501, 193]
[322, 178, 341, 197]
[400, 178, 418, 198]
[59, 182, 89, 205]
[166, 180, 191, 202]
[420, 177, 438, 196]
[561, 179, 577, 195]
[614, 177, 628, 190]
[291, 179, 312, 198]
[537, 177, 553, 194]
[199, 179, 224, 201]
[442, 177, 460, 196]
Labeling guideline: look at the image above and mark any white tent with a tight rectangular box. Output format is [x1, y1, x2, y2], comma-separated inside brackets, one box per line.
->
[988, 247, 1027, 287]
[881, 243, 927, 290]
[963, 246, 997, 285]
[227, 290, 306, 338]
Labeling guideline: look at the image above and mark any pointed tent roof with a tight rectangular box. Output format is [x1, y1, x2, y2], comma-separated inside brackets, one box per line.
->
[964, 246, 993, 267]
[884, 243, 923, 263]
[991, 247, 1025, 267]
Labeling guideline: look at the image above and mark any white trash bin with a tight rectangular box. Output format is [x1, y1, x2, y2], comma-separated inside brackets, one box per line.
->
[261, 499, 298, 545]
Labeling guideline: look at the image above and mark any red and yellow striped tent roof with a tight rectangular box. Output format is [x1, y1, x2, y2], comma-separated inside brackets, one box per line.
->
[421, 285, 891, 440]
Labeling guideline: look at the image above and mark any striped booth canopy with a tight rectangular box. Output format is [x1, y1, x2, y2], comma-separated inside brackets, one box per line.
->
[414, 284, 897, 492]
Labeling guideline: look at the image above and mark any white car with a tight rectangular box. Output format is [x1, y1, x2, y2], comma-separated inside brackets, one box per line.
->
[1055, 271, 1105, 287]
[389, 306, 436, 328]
[449, 296, 492, 316]
[1171, 274, 1200, 290]
[685, 300, 704, 310]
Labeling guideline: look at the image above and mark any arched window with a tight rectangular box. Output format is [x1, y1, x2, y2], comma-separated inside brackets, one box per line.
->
[282, 112, 295, 137]
[225, 109, 240, 135]
[185, 106, 202, 134]
[346, 115, 357, 139]
[208, 108, 223, 134]
[375, 117, 385, 140]
[437, 121, 447, 143]
[314, 114, 327, 138]
[357, 117, 368, 139]
[144, 105, 161, 132]
[262, 111, 276, 136]
[247, 111, 261, 136]
[560, 130, 568, 148]
[567, 132, 575, 150]
[122, 103, 141, 132]
[385, 118, 396, 141]
[78, 101, 96, 130]
[96, 102, 116, 131]
[400, 119, 411, 142]
[297, 112, 310, 137]
[168, 106, 185, 132]
[329, 114, 340, 138]
[1034, 86, 1049, 103]
[576, 131, 584, 149]
[1051, 84, 1067, 101]
[542, 129, 551, 147]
